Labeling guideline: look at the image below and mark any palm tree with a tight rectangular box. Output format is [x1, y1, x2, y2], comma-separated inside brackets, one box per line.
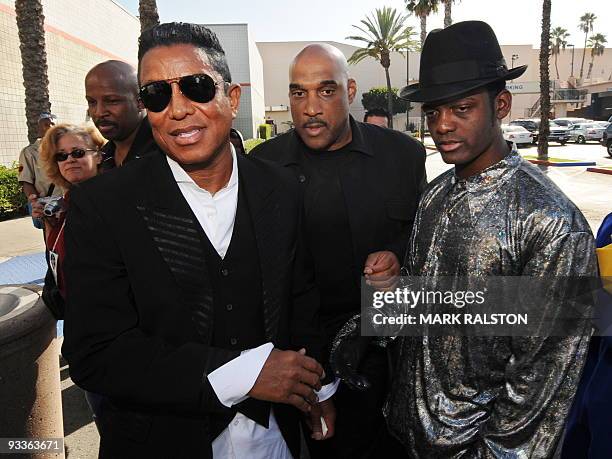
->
[443, 0, 460, 28]
[538, 0, 551, 161]
[550, 27, 569, 80]
[586, 33, 607, 80]
[139, 0, 160, 33]
[346, 7, 412, 129]
[406, 0, 439, 46]
[15, 0, 51, 144]
[405, 0, 439, 139]
[578, 12, 596, 79]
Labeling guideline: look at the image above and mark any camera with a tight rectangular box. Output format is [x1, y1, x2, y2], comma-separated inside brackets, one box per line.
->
[37, 196, 65, 217]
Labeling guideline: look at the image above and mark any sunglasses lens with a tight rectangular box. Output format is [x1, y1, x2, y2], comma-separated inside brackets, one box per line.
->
[140, 81, 172, 112]
[179, 74, 217, 103]
[55, 153, 68, 162]
[71, 149, 86, 158]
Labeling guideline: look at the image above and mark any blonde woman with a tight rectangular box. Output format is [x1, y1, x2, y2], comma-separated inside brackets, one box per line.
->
[31, 123, 104, 309]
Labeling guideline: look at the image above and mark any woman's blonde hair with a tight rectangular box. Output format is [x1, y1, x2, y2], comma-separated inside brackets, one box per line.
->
[40, 123, 106, 190]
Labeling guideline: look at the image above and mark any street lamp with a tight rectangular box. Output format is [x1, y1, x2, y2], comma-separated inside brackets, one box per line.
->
[406, 49, 410, 132]
[567, 44, 575, 77]
[511, 54, 519, 82]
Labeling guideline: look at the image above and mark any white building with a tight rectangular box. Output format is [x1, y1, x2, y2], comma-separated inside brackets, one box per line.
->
[0, 1, 265, 165]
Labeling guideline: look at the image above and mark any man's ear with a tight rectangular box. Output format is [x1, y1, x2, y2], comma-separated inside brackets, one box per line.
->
[347, 78, 357, 105]
[496, 89, 512, 120]
[227, 83, 242, 119]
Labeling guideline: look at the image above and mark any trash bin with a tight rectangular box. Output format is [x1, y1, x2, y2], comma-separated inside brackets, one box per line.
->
[0, 285, 64, 458]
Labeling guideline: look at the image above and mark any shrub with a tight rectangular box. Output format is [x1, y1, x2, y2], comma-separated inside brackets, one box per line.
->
[0, 164, 27, 218]
[362, 87, 411, 115]
[244, 138, 265, 153]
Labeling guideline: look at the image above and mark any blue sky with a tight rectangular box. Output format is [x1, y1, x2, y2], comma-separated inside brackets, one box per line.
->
[116, 0, 611, 48]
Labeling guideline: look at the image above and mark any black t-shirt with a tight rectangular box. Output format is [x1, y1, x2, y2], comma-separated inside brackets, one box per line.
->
[302, 143, 361, 335]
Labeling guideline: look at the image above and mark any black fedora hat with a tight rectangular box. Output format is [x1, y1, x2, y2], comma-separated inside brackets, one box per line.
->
[400, 20, 527, 103]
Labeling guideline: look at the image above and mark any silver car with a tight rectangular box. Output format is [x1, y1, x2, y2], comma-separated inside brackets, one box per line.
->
[567, 123, 606, 143]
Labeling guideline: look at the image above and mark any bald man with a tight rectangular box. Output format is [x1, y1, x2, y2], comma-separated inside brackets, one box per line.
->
[251, 44, 427, 458]
[85, 60, 155, 169]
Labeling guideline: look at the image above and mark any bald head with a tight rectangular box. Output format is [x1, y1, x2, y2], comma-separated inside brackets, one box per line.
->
[288, 43, 356, 151]
[290, 44, 350, 82]
[86, 60, 139, 94]
[85, 60, 144, 141]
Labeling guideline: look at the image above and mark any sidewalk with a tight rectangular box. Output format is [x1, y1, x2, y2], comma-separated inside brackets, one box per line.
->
[1, 216, 98, 457]
[0, 215, 46, 261]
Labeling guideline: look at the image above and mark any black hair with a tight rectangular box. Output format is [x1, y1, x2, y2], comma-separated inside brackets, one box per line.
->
[138, 22, 232, 83]
[364, 108, 391, 123]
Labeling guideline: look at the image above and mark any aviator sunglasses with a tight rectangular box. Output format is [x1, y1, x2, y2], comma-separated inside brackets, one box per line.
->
[55, 148, 97, 162]
[139, 74, 226, 112]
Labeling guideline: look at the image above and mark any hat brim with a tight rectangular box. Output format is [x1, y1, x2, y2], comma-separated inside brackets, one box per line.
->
[400, 65, 527, 103]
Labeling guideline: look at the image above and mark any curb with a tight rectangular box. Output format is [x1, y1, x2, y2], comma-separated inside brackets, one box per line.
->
[586, 167, 612, 176]
[527, 159, 597, 167]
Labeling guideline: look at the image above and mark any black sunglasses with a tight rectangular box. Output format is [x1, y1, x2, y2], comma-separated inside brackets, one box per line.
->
[55, 148, 96, 162]
[139, 74, 226, 112]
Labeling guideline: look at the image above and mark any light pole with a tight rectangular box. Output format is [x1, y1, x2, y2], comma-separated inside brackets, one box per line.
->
[406, 49, 410, 132]
[567, 44, 575, 77]
[511, 54, 519, 73]
[508, 54, 519, 120]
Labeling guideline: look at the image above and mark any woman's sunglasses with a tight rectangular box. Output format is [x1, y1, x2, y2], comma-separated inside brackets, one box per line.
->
[139, 74, 226, 112]
[55, 148, 97, 162]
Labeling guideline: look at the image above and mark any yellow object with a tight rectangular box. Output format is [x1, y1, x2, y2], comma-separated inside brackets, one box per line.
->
[597, 244, 612, 294]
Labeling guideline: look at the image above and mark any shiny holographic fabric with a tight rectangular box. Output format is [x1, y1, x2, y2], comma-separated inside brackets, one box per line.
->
[385, 151, 598, 458]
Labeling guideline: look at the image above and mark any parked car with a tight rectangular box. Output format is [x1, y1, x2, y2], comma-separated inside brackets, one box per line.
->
[553, 117, 589, 127]
[567, 123, 607, 143]
[501, 124, 533, 147]
[601, 123, 612, 157]
[548, 122, 569, 145]
[510, 119, 540, 143]
[593, 121, 610, 128]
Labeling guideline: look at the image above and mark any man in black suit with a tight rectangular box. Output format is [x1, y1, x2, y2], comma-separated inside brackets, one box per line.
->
[62, 23, 334, 459]
[85, 60, 156, 170]
[251, 44, 426, 458]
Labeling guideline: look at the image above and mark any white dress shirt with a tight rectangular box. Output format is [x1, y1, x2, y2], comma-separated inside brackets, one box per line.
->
[166, 147, 337, 459]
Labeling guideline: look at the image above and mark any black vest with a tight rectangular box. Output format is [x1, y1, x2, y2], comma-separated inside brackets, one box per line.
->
[200, 181, 271, 438]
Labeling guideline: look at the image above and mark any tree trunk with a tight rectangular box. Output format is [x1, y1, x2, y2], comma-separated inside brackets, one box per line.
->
[420, 14, 427, 142]
[554, 53, 560, 80]
[15, 0, 51, 144]
[579, 33, 588, 78]
[586, 57, 594, 79]
[420, 15, 427, 45]
[139, 0, 160, 33]
[384, 66, 394, 129]
[538, 0, 551, 161]
[444, 0, 452, 28]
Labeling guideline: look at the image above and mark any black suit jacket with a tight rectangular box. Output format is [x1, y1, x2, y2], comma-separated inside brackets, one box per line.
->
[62, 148, 323, 458]
[251, 117, 427, 283]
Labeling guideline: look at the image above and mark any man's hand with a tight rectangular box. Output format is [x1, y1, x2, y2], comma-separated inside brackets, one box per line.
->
[248, 348, 323, 413]
[363, 251, 400, 290]
[28, 194, 43, 219]
[306, 399, 336, 440]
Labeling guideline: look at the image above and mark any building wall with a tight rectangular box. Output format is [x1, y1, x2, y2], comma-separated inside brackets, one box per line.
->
[248, 27, 266, 138]
[206, 24, 266, 139]
[257, 41, 612, 131]
[0, 0, 138, 166]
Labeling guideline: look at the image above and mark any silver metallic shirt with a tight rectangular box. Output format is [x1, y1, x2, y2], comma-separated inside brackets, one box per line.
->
[386, 151, 598, 458]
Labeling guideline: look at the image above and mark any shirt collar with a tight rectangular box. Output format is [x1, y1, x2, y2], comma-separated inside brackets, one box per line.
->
[283, 115, 373, 165]
[450, 143, 520, 193]
[166, 144, 238, 192]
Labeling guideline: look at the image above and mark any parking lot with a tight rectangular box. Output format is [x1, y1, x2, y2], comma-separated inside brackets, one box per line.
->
[424, 139, 611, 234]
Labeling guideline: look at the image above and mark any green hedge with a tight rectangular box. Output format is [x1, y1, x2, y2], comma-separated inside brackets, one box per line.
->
[0, 164, 27, 218]
[244, 138, 265, 153]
